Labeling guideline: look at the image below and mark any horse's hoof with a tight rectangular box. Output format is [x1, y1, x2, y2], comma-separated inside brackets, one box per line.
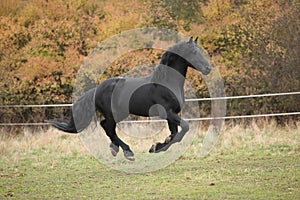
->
[124, 150, 135, 161]
[150, 142, 173, 153]
[165, 135, 172, 143]
[110, 143, 119, 157]
[149, 142, 166, 153]
[149, 144, 156, 153]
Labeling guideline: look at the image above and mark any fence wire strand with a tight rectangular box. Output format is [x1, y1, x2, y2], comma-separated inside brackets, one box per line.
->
[0, 91, 299, 126]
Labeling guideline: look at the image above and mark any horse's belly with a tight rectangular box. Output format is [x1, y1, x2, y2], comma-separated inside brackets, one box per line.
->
[128, 100, 153, 117]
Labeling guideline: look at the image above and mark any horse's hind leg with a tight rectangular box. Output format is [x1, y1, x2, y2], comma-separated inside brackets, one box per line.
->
[165, 120, 178, 143]
[101, 119, 119, 156]
[149, 111, 189, 153]
[100, 119, 135, 161]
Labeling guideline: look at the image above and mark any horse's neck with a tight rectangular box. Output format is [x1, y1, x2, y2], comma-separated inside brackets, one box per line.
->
[153, 54, 188, 88]
[160, 52, 187, 83]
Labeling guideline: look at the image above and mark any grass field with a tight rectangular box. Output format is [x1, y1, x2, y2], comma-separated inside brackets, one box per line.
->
[0, 120, 299, 199]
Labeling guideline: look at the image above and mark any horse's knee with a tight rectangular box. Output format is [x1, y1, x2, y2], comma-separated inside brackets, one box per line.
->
[180, 120, 189, 133]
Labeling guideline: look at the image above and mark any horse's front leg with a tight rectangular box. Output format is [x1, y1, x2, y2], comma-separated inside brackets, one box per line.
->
[149, 111, 189, 153]
[100, 119, 135, 161]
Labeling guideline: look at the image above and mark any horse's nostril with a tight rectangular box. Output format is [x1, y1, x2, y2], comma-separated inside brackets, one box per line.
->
[207, 65, 212, 72]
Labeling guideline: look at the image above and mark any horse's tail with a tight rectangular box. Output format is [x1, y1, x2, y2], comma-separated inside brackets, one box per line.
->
[47, 88, 97, 134]
[47, 116, 77, 133]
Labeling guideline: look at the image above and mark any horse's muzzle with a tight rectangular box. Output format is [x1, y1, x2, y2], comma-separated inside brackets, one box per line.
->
[202, 66, 211, 75]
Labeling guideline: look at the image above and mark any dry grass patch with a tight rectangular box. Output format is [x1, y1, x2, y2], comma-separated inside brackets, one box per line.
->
[0, 120, 299, 199]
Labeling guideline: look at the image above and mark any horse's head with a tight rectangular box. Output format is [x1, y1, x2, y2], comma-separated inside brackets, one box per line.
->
[170, 37, 212, 75]
[186, 37, 211, 75]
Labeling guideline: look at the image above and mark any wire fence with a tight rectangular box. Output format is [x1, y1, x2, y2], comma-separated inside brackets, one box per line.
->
[0, 91, 299, 126]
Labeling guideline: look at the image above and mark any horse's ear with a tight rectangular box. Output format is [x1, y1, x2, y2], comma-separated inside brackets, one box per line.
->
[188, 37, 193, 43]
[194, 36, 198, 43]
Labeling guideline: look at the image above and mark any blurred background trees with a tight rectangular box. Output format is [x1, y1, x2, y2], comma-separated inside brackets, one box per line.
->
[0, 0, 299, 123]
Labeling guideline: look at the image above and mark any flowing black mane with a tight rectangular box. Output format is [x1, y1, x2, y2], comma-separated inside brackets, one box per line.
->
[151, 41, 193, 83]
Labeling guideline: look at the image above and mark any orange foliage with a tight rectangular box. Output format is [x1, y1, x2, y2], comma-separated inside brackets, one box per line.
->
[0, 0, 298, 123]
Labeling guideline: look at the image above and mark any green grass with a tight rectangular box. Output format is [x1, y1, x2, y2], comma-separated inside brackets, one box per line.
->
[0, 123, 299, 199]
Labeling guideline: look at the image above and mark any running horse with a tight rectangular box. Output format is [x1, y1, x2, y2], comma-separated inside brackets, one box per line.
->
[48, 37, 211, 161]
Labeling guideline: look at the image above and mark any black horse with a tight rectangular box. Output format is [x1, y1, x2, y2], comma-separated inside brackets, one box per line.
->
[48, 37, 211, 161]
